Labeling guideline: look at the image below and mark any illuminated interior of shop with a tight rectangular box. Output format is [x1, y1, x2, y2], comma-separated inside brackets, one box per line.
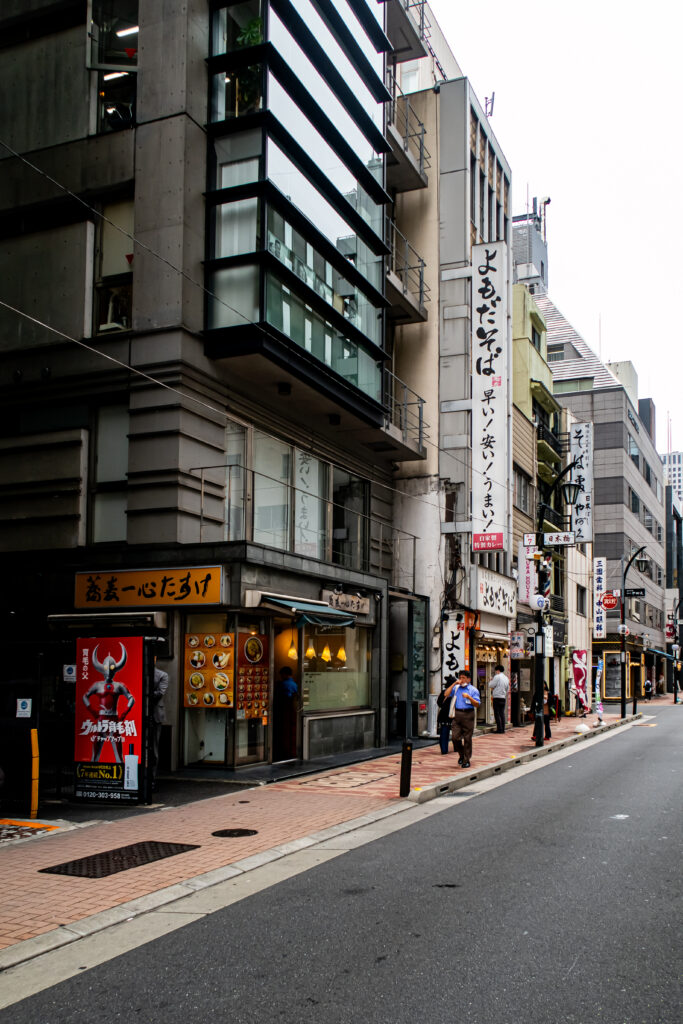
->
[300, 626, 370, 710]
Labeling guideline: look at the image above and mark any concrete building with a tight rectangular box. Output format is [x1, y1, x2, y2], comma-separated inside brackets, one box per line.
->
[663, 484, 683, 695]
[390, 36, 516, 730]
[0, 0, 436, 779]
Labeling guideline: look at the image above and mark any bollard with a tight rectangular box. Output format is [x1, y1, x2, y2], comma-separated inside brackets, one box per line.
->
[399, 740, 413, 797]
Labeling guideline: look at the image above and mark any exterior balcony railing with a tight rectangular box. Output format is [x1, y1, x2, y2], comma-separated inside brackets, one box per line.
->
[537, 502, 567, 532]
[536, 421, 565, 458]
[385, 0, 430, 61]
[192, 465, 418, 591]
[550, 594, 565, 614]
[383, 368, 428, 453]
[386, 219, 429, 322]
[386, 69, 430, 191]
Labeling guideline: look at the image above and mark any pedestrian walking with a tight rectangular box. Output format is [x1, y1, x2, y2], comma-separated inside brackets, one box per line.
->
[443, 669, 480, 768]
[530, 683, 552, 742]
[436, 688, 455, 754]
[644, 677, 652, 701]
[490, 663, 509, 733]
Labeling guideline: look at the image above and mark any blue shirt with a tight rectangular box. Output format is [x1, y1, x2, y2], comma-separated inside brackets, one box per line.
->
[454, 683, 480, 710]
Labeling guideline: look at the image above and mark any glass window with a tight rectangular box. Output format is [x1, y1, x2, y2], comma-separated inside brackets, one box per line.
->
[97, 71, 136, 132]
[301, 626, 370, 710]
[92, 404, 128, 543]
[265, 274, 381, 402]
[225, 419, 247, 541]
[267, 74, 381, 235]
[88, 0, 139, 70]
[211, 65, 264, 121]
[92, 492, 127, 543]
[577, 585, 587, 616]
[327, 0, 384, 75]
[287, 0, 383, 129]
[266, 139, 382, 290]
[332, 468, 369, 570]
[628, 434, 640, 469]
[630, 489, 640, 515]
[213, 131, 261, 188]
[293, 450, 328, 559]
[213, 197, 259, 259]
[266, 207, 382, 346]
[211, 1, 263, 55]
[207, 264, 259, 329]
[269, 9, 382, 182]
[253, 431, 291, 548]
[513, 466, 532, 515]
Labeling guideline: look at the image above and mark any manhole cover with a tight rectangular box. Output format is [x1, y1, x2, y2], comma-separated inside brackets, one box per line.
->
[39, 840, 199, 878]
[212, 828, 258, 838]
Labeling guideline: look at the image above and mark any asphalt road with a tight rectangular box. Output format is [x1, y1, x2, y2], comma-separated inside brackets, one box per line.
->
[2, 707, 681, 1024]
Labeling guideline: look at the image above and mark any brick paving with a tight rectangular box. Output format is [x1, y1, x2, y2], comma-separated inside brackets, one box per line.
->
[0, 709, 640, 953]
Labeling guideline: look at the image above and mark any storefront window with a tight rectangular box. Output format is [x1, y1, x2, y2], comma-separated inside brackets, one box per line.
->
[301, 627, 370, 710]
[183, 613, 232, 766]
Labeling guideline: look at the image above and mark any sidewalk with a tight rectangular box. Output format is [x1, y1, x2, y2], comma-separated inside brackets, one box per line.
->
[0, 711, 636, 965]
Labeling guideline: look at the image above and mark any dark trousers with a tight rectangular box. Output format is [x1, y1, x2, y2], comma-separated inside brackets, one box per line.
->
[451, 709, 475, 762]
[439, 722, 452, 754]
[492, 697, 506, 733]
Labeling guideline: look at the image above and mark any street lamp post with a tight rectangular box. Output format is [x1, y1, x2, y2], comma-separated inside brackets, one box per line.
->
[533, 460, 580, 748]
[620, 546, 648, 719]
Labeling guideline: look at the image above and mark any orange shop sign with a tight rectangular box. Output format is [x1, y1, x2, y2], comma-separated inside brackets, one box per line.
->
[75, 567, 224, 608]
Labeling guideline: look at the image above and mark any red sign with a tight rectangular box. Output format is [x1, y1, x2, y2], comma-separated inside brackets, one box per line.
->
[74, 637, 144, 801]
[601, 593, 619, 610]
[473, 532, 504, 551]
[666, 625, 676, 640]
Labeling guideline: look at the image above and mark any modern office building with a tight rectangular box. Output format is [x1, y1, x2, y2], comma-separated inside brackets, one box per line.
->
[661, 452, 683, 504]
[0, 0, 435, 779]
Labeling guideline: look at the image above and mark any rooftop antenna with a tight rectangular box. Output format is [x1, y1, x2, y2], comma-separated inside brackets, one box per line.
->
[484, 92, 495, 117]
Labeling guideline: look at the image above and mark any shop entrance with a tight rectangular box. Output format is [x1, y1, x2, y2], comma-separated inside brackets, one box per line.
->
[272, 621, 300, 762]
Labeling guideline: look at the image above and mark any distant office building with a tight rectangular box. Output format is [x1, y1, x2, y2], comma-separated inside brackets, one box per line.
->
[661, 452, 683, 503]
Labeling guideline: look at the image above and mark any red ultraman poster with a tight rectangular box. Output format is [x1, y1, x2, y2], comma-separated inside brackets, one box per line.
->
[74, 636, 144, 801]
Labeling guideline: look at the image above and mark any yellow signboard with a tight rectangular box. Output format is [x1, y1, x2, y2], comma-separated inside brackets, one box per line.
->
[75, 567, 223, 608]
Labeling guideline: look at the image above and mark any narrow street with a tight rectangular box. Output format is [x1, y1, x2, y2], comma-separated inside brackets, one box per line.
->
[1, 707, 680, 1024]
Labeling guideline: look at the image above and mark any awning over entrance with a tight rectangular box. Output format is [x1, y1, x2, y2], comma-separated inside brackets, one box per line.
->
[252, 595, 356, 628]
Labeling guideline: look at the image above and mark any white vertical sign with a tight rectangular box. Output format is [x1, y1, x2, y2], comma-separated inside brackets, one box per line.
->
[593, 556, 606, 638]
[471, 242, 508, 552]
[517, 541, 538, 605]
[570, 422, 593, 542]
[442, 614, 467, 688]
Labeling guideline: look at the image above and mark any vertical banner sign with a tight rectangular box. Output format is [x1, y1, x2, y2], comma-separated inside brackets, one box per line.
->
[517, 541, 538, 605]
[442, 614, 469, 690]
[593, 557, 606, 638]
[471, 243, 508, 552]
[572, 649, 589, 710]
[569, 422, 593, 541]
[74, 637, 143, 802]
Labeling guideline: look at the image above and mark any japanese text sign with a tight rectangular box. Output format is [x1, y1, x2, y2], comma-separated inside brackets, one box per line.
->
[593, 556, 606, 639]
[442, 614, 469, 690]
[75, 567, 223, 608]
[476, 566, 517, 619]
[74, 636, 143, 802]
[569, 422, 593, 542]
[517, 541, 537, 605]
[471, 243, 509, 553]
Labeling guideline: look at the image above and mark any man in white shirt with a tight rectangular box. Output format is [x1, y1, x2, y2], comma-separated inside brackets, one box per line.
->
[490, 664, 509, 734]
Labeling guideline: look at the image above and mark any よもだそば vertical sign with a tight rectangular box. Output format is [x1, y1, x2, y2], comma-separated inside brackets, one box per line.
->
[74, 637, 143, 801]
[471, 243, 509, 552]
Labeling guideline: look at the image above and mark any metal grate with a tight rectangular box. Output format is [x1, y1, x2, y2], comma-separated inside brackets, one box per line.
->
[39, 840, 200, 878]
[212, 828, 258, 838]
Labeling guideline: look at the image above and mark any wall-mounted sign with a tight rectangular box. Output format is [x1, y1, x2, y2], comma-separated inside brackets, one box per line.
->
[593, 557, 607, 639]
[75, 567, 223, 608]
[442, 614, 469, 688]
[517, 541, 537, 606]
[184, 632, 234, 709]
[523, 533, 537, 548]
[509, 631, 526, 659]
[74, 637, 143, 802]
[322, 590, 370, 615]
[235, 633, 269, 721]
[16, 698, 32, 718]
[475, 567, 517, 619]
[543, 624, 554, 658]
[601, 593, 619, 610]
[544, 532, 575, 546]
[569, 422, 594, 542]
[471, 242, 509, 553]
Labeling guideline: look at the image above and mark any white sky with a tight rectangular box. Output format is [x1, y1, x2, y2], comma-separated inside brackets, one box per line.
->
[427, 0, 683, 453]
